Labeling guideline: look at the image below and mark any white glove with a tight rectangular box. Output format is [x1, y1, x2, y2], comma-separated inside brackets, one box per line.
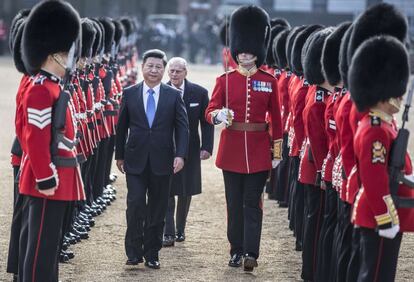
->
[379, 224, 400, 239]
[272, 159, 281, 169]
[215, 108, 234, 125]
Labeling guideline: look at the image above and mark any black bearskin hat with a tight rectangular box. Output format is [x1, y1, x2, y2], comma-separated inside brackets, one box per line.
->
[348, 3, 408, 65]
[120, 17, 133, 37]
[321, 21, 352, 86]
[22, 0, 81, 75]
[229, 5, 271, 67]
[303, 27, 334, 85]
[9, 9, 30, 52]
[270, 18, 290, 29]
[338, 24, 354, 88]
[90, 20, 102, 57]
[266, 25, 288, 67]
[291, 24, 323, 76]
[273, 29, 290, 69]
[99, 17, 115, 53]
[112, 19, 125, 47]
[81, 18, 96, 58]
[285, 26, 306, 71]
[349, 35, 409, 111]
[12, 20, 27, 74]
[219, 21, 229, 46]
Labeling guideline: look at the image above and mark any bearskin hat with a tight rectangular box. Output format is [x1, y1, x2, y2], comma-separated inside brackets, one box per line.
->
[9, 9, 30, 52]
[291, 24, 323, 76]
[90, 20, 102, 57]
[270, 18, 290, 29]
[91, 19, 105, 56]
[12, 20, 27, 74]
[321, 21, 352, 86]
[349, 35, 409, 111]
[348, 3, 408, 65]
[219, 21, 229, 46]
[266, 25, 288, 67]
[229, 5, 271, 67]
[273, 29, 290, 69]
[81, 18, 96, 58]
[338, 24, 354, 88]
[112, 19, 124, 48]
[303, 27, 334, 85]
[120, 17, 133, 37]
[22, 0, 80, 75]
[285, 26, 306, 71]
[99, 17, 115, 53]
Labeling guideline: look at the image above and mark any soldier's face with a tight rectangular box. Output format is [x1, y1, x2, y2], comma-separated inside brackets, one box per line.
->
[168, 62, 187, 88]
[142, 57, 165, 85]
[237, 53, 255, 62]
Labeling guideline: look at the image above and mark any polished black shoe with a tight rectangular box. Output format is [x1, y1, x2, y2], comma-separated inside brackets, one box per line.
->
[12, 274, 18, 282]
[243, 255, 258, 272]
[62, 241, 69, 251]
[175, 233, 185, 242]
[228, 253, 243, 267]
[145, 260, 160, 269]
[162, 235, 175, 247]
[125, 257, 143, 265]
[64, 235, 77, 245]
[59, 252, 69, 263]
[62, 249, 75, 260]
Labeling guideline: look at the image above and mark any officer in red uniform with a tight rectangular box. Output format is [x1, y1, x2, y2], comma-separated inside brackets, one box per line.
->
[205, 5, 282, 272]
[299, 27, 334, 281]
[18, 1, 85, 281]
[349, 35, 414, 282]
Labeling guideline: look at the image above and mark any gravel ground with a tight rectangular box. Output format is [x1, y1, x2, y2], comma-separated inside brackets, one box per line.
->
[0, 58, 413, 281]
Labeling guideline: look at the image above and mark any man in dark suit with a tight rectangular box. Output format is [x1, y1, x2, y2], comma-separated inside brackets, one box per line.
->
[163, 58, 214, 247]
[115, 49, 189, 269]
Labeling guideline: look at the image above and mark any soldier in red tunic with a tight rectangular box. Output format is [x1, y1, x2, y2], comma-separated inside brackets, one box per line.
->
[18, 1, 84, 281]
[205, 5, 282, 272]
[349, 35, 414, 282]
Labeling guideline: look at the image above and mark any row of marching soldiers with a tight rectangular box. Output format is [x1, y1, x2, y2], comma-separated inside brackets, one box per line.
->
[254, 2, 414, 282]
[6, 1, 138, 281]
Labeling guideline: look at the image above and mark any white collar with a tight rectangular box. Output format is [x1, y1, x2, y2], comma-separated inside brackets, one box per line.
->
[143, 81, 161, 95]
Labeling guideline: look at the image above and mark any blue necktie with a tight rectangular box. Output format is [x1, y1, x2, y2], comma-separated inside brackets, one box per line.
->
[146, 88, 155, 127]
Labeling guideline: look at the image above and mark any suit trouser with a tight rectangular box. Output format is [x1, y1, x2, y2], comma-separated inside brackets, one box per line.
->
[301, 184, 325, 281]
[164, 195, 192, 236]
[19, 196, 69, 282]
[357, 228, 402, 282]
[125, 164, 171, 261]
[315, 183, 337, 282]
[7, 166, 25, 274]
[223, 170, 268, 259]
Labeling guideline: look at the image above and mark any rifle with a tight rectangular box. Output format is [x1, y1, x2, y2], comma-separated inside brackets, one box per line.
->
[389, 78, 414, 207]
[51, 42, 79, 167]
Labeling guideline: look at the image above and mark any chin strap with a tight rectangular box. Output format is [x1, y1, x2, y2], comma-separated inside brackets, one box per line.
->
[52, 54, 67, 71]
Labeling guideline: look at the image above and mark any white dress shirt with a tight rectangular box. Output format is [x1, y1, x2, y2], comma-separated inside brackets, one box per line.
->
[143, 82, 161, 112]
[171, 81, 185, 98]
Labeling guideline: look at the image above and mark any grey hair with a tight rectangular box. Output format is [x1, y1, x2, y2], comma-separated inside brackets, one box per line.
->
[167, 57, 188, 70]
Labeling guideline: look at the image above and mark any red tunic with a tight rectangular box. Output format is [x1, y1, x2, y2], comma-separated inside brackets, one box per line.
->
[206, 67, 283, 174]
[19, 70, 85, 201]
[298, 86, 330, 186]
[278, 70, 293, 134]
[352, 111, 414, 231]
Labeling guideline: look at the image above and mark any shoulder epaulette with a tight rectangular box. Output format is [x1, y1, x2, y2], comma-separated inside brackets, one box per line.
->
[33, 75, 47, 85]
[315, 90, 325, 102]
[219, 69, 236, 77]
[258, 68, 276, 78]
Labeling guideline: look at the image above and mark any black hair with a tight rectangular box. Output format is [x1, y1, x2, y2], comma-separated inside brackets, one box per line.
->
[142, 49, 167, 66]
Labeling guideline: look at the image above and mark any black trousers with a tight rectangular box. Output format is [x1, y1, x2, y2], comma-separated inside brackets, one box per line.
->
[315, 183, 337, 282]
[346, 227, 360, 282]
[357, 228, 402, 282]
[93, 138, 109, 200]
[164, 195, 192, 236]
[288, 157, 299, 233]
[18, 196, 69, 282]
[104, 134, 115, 186]
[125, 163, 171, 261]
[275, 134, 290, 204]
[7, 166, 26, 274]
[301, 184, 325, 281]
[337, 201, 353, 282]
[294, 177, 305, 250]
[222, 170, 268, 259]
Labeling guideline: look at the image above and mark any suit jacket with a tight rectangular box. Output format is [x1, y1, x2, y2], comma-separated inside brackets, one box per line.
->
[115, 81, 189, 175]
[168, 79, 214, 196]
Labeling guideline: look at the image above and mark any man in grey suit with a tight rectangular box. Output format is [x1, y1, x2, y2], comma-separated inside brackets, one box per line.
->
[115, 49, 189, 269]
[163, 57, 214, 247]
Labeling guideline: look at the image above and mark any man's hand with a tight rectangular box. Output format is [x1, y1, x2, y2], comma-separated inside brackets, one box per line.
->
[37, 186, 57, 196]
[116, 160, 125, 174]
[272, 159, 281, 169]
[200, 150, 211, 160]
[215, 108, 234, 125]
[174, 157, 185, 174]
[379, 224, 400, 239]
